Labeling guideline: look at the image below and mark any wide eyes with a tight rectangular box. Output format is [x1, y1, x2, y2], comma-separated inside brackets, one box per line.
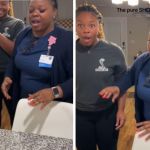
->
[77, 24, 84, 28]
[77, 23, 96, 29]
[89, 24, 96, 28]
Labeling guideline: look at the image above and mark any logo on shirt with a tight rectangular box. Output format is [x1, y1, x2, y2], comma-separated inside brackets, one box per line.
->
[2, 27, 10, 38]
[95, 58, 109, 72]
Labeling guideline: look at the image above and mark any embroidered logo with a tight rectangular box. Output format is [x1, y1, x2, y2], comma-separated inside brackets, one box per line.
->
[2, 27, 10, 38]
[95, 58, 109, 72]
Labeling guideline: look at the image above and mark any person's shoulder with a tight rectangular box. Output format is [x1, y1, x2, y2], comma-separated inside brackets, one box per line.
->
[135, 51, 150, 61]
[101, 40, 123, 52]
[54, 26, 73, 52]
[8, 16, 23, 24]
[139, 51, 149, 57]
[55, 26, 72, 37]
[18, 26, 31, 34]
[132, 51, 150, 69]
[15, 26, 31, 41]
[54, 26, 73, 46]
[109, 41, 122, 50]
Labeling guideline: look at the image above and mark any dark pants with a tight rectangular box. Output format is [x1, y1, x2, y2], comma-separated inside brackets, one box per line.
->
[0, 72, 3, 126]
[76, 105, 119, 150]
[0, 72, 14, 126]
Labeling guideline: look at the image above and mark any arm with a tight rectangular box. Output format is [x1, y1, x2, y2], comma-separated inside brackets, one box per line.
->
[100, 52, 147, 101]
[116, 53, 146, 94]
[113, 48, 127, 129]
[58, 31, 73, 101]
[116, 93, 126, 130]
[2, 39, 19, 99]
[2, 27, 29, 99]
[99, 46, 127, 101]
[5, 27, 30, 78]
[0, 33, 14, 55]
[1, 40, 17, 99]
[118, 94, 126, 113]
[0, 20, 24, 55]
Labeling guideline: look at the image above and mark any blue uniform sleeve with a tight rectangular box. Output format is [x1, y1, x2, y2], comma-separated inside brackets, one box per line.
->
[59, 31, 73, 101]
[5, 27, 31, 79]
[116, 53, 147, 94]
[5, 36, 19, 79]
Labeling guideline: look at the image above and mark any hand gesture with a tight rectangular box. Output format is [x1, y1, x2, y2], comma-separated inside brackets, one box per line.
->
[28, 88, 55, 110]
[1, 77, 12, 100]
[99, 86, 120, 103]
[137, 121, 150, 141]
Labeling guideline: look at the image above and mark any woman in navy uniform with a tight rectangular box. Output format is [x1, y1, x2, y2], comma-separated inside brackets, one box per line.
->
[1, 0, 73, 123]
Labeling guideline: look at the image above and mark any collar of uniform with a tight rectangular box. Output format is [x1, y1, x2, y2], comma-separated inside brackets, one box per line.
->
[0, 15, 11, 22]
[76, 40, 101, 53]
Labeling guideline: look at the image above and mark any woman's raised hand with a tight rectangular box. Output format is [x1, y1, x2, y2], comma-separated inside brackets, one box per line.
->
[99, 86, 120, 103]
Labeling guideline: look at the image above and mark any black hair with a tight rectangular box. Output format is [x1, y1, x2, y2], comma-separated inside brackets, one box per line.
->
[76, 3, 103, 24]
[50, 0, 58, 9]
[29, 0, 58, 9]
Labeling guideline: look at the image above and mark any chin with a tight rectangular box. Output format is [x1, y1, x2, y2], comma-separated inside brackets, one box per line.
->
[79, 41, 91, 47]
[83, 42, 93, 47]
[32, 28, 41, 33]
[0, 14, 5, 18]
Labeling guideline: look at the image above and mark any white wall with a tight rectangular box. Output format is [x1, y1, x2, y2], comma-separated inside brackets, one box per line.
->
[98, 6, 150, 65]
[103, 17, 128, 62]
[127, 17, 149, 64]
[13, 1, 29, 24]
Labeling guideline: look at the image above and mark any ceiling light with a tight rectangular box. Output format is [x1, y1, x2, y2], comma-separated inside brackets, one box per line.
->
[112, 0, 123, 4]
[128, 0, 139, 6]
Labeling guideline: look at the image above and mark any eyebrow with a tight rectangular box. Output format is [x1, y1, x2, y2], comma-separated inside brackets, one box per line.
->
[77, 20, 97, 23]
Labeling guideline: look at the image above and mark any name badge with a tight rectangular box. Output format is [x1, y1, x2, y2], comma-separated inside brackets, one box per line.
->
[39, 54, 54, 68]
